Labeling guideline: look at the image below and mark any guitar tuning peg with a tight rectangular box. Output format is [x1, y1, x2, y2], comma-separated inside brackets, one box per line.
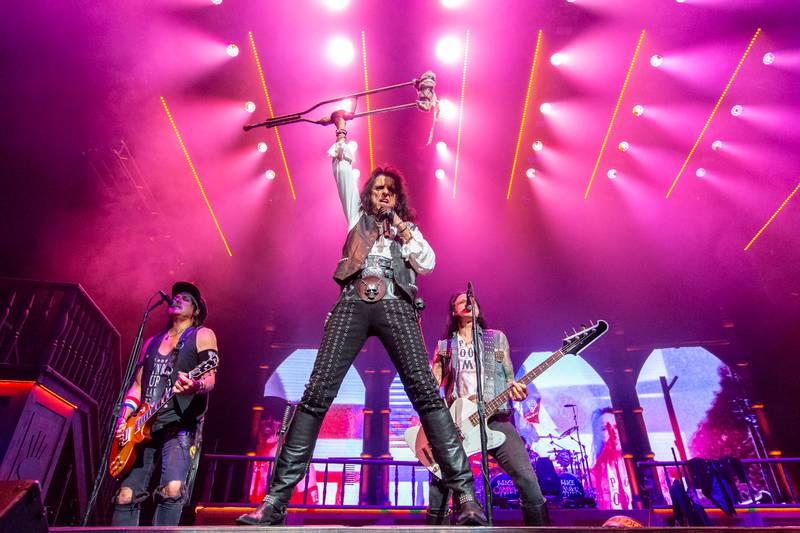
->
[564, 330, 569, 338]
[590, 319, 595, 326]
[572, 327, 578, 334]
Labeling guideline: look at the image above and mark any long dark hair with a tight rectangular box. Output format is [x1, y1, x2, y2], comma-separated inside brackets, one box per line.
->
[359, 165, 416, 222]
[444, 292, 488, 339]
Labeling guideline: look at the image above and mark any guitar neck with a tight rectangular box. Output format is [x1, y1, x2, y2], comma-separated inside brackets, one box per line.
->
[482, 349, 566, 418]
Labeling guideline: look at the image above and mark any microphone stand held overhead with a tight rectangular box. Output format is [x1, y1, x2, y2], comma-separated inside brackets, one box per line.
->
[243, 71, 437, 131]
[467, 282, 493, 525]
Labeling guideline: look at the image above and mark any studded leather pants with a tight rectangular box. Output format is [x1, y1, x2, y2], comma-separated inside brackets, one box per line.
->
[266, 298, 475, 508]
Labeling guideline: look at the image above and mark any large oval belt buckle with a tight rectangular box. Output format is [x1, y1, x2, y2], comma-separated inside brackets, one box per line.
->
[356, 276, 387, 302]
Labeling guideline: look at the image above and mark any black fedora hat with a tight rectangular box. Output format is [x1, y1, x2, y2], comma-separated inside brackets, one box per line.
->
[171, 281, 208, 325]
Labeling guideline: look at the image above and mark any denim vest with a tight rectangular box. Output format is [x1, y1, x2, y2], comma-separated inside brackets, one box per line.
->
[437, 328, 512, 416]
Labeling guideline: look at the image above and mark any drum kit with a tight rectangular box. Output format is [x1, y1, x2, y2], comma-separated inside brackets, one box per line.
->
[484, 405, 598, 509]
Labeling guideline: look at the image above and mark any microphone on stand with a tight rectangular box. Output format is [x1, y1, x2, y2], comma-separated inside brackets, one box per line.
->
[465, 282, 474, 311]
[159, 290, 173, 306]
[564, 403, 576, 408]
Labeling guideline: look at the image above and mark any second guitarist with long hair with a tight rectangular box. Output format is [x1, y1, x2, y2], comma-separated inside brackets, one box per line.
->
[111, 281, 218, 526]
[428, 291, 549, 526]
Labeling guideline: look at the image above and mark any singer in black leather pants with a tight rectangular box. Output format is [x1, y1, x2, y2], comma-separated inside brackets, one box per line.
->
[236, 113, 487, 527]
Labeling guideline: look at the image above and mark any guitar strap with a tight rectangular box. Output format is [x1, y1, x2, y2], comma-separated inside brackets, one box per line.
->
[164, 327, 196, 394]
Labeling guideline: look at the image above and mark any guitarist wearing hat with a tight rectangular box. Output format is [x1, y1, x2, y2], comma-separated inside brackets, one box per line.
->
[111, 281, 218, 526]
[426, 291, 549, 526]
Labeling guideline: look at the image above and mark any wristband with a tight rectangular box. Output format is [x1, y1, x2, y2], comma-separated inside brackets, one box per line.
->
[122, 395, 140, 412]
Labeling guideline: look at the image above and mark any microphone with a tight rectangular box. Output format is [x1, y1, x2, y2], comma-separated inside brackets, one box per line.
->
[159, 290, 173, 306]
[563, 403, 576, 408]
[465, 282, 473, 312]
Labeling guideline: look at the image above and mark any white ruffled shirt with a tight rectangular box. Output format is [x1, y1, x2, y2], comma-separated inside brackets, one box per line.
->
[328, 141, 436, 274]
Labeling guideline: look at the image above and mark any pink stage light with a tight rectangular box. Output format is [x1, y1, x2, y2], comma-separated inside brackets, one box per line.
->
[211, 0, 223, 4]
[436, 141, 448, 154]
[539, 102, 553, 115]
[323, 0, 350, 10]
[435, 168, 446, 180]
[441, 0, 466, 7]
[352, 168, 361, 179]
[632, 104, 645, 117]
[245, 101, 256, 113]
[265, 169, 276, 180]
[327, 37, 355, 66]
[347, 140, 358, 153]
[438, 98, 457, 120]
[532, 140, 543, 152]
[436, 36, 462, 64]
[335, 98, 354, 112]
[762, 52, 775, 65]
[695, 167, 706, 178]
[257, 142, 268, 153]
[607, 169, 617, 179]
[618, 141, 630, 152]
[550, 53, 567, 66]
[226, 44, 239, 57]
[650, 54, 664, 67]
[712, 140, 723, 151]
[731, 104, 743, 116]
[526, 168, 536, 178]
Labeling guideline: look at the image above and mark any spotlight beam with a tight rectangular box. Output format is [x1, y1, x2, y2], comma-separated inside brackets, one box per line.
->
[507, 29, 543, 200]
[160, 96, 233, 257]
[452, 29, 470, 199]
[248, 31, 297, 200]
[744, 178, 800, 251]
[361, 30, 375, 171]
[584, 29, 646, 200]
[666, 28, 761, 199]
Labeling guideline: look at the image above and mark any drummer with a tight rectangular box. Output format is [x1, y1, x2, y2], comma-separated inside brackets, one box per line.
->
[426, 292, 549, 526]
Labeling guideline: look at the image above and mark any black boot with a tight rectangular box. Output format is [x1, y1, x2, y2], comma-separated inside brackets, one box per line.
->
[236, 410, 323, 526]
[420, 408, 488, 526]
[522, 501, 550, 526]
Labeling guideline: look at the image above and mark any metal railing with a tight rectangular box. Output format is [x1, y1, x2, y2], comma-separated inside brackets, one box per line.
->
[199, 453, 431, 508]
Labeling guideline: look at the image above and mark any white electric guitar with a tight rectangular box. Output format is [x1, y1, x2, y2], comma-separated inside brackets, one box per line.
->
[404, 321, 608, 478]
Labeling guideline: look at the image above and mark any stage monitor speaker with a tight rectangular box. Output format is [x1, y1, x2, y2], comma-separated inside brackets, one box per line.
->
[0, 480, 48, 533]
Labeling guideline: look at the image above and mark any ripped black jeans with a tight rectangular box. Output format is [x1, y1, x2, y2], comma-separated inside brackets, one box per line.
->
[111, 426, 196, 526]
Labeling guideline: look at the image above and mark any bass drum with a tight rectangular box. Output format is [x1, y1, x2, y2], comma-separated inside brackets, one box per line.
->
[489, 473, 519, 507]
[559, 472, 585, 501]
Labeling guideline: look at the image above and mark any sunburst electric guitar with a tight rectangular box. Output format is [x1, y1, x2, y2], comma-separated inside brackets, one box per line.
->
[404, 321, 608, 479]
[108, 352, 219, 478]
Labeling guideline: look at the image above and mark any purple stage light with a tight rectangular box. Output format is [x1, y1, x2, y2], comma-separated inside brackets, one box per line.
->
[436, 36, 462, 64]
[763, 52, 775, 65]
[731, 104, 743, 116]
[650, 54, 664, 67]
[695, 168, 707, 178]
[327, 37, 355, 66]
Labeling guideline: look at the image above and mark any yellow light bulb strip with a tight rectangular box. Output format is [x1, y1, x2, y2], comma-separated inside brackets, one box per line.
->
[160, 96, 232, 257]
[585, 29, 646, 200]
[361, 30, 375, 172]
[452, 29, 471, 199]
[248, 31, 296, 200]
[507, 29, 543, 200]
[744, 178, 800, 251]
[666, 28, 761, 199]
